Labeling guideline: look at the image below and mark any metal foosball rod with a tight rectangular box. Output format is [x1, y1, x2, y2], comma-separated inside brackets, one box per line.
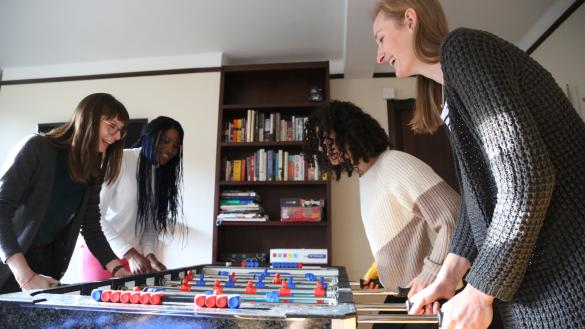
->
[145, 292, 334, 305]
[350, 287, 409, 297]
[358, 312, 443, 325]
[355, 303, 408, 312]
[154, 285, 335, 298]
[199, 273, 337, 284]
[92, 288, 335, 307]
[199, 270, 338, 280]
[178, 269, 336, 284]
[166, 278, 324, 289]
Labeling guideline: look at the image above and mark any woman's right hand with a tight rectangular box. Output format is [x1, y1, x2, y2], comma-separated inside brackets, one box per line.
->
[361, 262, 380, 289]
[6, 253, 60, 291]
[361, 275, 381, 289]
[20, 273, 60, 291]
[124, 248, 152, 274]
[408, 280, 455, 315]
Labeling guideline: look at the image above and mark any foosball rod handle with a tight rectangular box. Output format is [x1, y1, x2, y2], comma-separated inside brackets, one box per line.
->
[405, 300, 444, 327]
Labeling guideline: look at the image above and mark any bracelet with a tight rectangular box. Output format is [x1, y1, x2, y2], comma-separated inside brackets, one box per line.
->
[111, 264, 125, 277]
[19, 273, 37, 289]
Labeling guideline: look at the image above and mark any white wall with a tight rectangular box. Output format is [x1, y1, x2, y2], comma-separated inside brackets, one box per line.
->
[531, 4, 585, 120]
[329, 77, 417, 281]
[0, 72, 221, 283]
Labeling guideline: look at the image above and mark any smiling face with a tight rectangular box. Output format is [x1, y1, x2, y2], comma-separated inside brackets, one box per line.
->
[373, 10, 418, 78]
[156, 128, 181, 166]
[98, 116, 125, 153]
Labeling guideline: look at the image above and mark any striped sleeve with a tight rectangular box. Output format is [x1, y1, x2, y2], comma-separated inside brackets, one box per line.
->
[413, 181, 459, 283]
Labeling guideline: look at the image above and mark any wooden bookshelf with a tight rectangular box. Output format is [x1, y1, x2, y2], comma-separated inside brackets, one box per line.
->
[213, 61, 331, 265]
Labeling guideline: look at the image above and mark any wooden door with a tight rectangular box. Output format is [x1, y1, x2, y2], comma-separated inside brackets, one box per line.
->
[387, 98, 459, 193]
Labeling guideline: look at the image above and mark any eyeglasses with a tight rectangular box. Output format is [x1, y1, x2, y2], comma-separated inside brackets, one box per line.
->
[102, 119, 127, 139]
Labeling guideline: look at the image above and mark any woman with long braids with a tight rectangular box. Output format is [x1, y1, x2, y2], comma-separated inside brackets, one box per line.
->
[82, 116, 184, 279]
[0, 93, 131, 293]
[305, 100, 459, 328]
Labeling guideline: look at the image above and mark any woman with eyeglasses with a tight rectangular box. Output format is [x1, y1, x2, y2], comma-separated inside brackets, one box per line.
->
[82, 116, 185, 279]
[0, 93, 132, 293]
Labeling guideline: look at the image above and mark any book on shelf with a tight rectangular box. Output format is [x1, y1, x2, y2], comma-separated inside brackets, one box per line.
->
[216, 214, 269, 226]
[223, 109, 308, 143]
[217, 189, 268, 224]
[223, 149, 324, 182]
[220, 199, 257, 205]
[219, 204, 263, 212]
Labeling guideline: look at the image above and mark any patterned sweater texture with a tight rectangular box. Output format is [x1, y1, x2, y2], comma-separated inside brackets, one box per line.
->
[359, 150, 459, 290]
[441, 28, 585, 328]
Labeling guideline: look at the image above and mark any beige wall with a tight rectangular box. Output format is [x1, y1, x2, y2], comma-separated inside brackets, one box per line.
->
[0, 72, 221, 282]
[329, 77, 417, 281]
[531, 4, 585, 120]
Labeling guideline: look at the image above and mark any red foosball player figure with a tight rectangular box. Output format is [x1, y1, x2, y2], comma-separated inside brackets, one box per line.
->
[180, 278, 192, 292]
[279, 281, 291, 297]
[245, 281, 257, 295]
[313, 282, 325, 297]
[213, 280, 223, 294]
[272, 273, 282, 284]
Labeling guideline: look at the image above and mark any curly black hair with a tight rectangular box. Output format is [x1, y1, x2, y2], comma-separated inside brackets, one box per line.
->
[304, 100, 392, 180]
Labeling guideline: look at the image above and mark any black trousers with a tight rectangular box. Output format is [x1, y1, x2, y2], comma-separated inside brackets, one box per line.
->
[0, 242, 62, 294]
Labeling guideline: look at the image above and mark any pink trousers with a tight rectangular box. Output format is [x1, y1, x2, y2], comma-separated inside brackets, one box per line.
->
[81, 245, 130, 281]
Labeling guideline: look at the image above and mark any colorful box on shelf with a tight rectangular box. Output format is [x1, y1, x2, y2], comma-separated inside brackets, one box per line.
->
[280, 198, 324, 222]
[270, 248, 328, 264]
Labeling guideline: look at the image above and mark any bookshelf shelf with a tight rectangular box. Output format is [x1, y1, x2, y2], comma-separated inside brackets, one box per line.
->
[222, 102, 327, 110]
[220, 141, 305, 148]
[219, 180, 327, 186]
[213, 61, 331, 265]
[217, 221, 328, 227]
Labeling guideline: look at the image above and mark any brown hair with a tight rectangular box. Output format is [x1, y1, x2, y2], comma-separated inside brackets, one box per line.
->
[44, 93, 129, 185]
[374, 0, 448, 133]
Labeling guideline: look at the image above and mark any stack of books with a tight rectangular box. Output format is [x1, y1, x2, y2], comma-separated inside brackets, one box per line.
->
[216, 190, 268, 225]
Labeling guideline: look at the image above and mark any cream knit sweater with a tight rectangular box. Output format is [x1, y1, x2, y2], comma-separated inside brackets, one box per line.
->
[359, 150, 459, 290]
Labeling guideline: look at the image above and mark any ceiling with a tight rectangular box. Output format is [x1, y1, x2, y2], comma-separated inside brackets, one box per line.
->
[0, 0, 571, 80]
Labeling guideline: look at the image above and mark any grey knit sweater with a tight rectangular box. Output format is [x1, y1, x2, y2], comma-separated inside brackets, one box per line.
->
[441, 28, 585, 328]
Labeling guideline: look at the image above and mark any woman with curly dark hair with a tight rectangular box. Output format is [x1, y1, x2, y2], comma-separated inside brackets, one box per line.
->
[305, 100, 459, 309]
[82, 116, 184, 279]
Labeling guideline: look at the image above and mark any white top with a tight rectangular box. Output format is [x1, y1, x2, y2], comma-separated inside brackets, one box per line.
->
[359, 150, 459, 289]
[441, 102, 451, 130]
[99, 148, 156, 258]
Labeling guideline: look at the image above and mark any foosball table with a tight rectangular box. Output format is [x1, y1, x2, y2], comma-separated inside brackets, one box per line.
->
[0, 264, 442, 328]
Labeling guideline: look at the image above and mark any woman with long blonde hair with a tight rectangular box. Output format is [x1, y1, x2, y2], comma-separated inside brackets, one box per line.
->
[372, 0, 585, 328]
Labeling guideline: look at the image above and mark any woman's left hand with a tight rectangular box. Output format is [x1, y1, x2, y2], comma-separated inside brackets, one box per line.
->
[406, 277, 431, 299]
[440, 284, 494, 329]
[146, 254, 167, 272]
[113, 268, 131, 278]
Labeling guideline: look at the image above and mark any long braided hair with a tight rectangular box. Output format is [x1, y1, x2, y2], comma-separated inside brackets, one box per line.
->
[134, 116, 184, 236]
